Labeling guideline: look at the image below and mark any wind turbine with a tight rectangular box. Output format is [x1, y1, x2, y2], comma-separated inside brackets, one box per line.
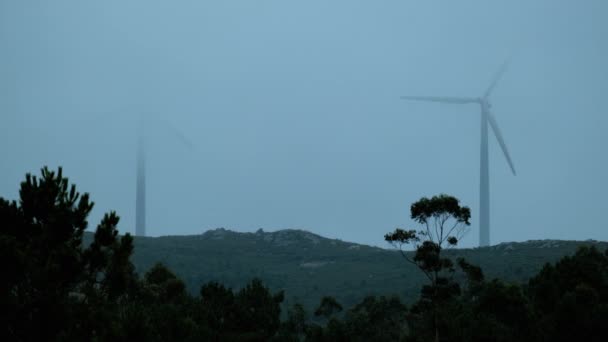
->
[135, 117, 194, 237]
[400, 61, 516, 247]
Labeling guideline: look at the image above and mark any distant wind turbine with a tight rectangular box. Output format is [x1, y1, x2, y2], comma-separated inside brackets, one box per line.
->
[401, 61, 516, 247]
[135, 118, 194, 237]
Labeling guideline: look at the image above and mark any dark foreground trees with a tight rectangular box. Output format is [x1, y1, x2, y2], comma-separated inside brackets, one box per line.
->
[2, 168, 608, 341]
[527, 245, 608, 342]
[0, 167, 286, 341]
[0, 167, 136, 341]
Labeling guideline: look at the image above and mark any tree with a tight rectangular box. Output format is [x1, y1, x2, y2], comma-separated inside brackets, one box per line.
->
[234, 278, 284, 341]
[0, 167, 136, 341]
[314, 296, 343, 319]
[277, 303, 308, 342]
[467, 279, 535, 342]
[527, 245, 608, 342]
[385, 194, 471, 342]
[127, 263, 197, 342]
[344, 295, 408, 342]
[199, 281, 237, 338]
[304, 296, 346, 341]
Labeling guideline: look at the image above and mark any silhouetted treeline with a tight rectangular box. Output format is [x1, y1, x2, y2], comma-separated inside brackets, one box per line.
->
[1, 167, 607, 341]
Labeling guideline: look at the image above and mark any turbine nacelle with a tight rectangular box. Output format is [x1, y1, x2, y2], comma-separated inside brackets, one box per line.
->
[400, 60, 515, 176]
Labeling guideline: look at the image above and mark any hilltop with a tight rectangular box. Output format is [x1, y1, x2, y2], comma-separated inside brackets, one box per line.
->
[113, 229, 607, 311]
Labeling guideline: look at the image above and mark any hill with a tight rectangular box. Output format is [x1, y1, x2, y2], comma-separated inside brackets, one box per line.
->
[110, 229, 608, 311]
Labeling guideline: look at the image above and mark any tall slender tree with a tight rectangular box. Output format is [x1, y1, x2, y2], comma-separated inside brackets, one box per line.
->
[385, 194, 471, 342]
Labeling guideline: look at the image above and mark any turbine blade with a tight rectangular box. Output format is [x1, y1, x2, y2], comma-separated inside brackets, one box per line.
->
[162, 119, 195, 150]
[484, 59, 510, 98]
[487, 111, 516, 175]
[400, 96, 478, 104]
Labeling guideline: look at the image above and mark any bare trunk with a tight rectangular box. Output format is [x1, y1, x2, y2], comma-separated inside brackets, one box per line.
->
[434, 317, 439, 342]
[433, 272, 440, 342]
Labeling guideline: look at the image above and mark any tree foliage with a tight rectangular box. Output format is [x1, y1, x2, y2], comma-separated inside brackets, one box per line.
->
[385, 194, 471, 342]
[2, 169, 608, 341]
[527, 246, 608, 342]
[0, 167, 136, 341]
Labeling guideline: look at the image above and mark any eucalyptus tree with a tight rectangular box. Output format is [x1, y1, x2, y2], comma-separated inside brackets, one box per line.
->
[385, 194, 471, 342]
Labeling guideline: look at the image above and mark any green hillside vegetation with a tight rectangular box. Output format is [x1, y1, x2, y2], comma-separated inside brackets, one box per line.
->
[115, 228, 608, 311]
[3, 167, 608, 341]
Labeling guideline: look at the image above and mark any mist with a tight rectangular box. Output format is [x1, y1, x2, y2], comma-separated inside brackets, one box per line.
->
[1, 0, 607, 247]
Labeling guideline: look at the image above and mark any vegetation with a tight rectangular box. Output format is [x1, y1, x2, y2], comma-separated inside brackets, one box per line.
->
[2, 167, 608, 341]
[385, 194, 472, 342]
[119, 227, 607, 313]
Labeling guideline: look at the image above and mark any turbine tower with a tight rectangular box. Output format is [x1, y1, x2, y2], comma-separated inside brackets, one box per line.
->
[134, 118, 193, 237]
[135, 128, 146, 237]
[401, 61, 516, 247]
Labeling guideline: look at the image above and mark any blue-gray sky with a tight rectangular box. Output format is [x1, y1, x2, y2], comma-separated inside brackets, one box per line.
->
[1, 0, 607, 247]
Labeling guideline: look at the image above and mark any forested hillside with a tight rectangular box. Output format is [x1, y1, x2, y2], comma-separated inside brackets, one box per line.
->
[107, 229, 608, 311]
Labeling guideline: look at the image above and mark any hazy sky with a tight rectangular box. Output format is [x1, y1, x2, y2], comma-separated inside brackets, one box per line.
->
[1, 0, 607, 247]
